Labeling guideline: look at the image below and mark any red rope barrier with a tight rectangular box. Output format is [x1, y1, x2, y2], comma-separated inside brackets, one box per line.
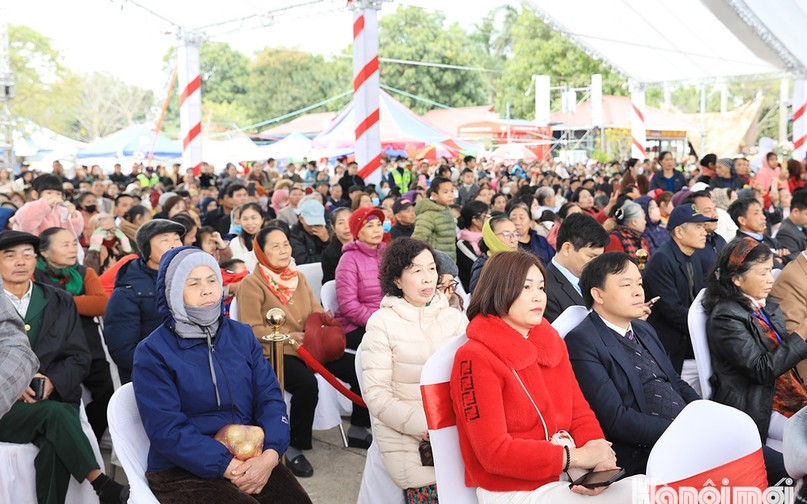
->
[289, 341, 366, 408]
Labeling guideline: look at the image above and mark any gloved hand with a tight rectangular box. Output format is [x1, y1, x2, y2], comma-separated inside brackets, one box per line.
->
[89, 228, 106, 252]
[114, 229, 133, 253]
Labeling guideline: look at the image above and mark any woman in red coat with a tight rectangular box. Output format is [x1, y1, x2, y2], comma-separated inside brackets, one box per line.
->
[450, 251, 644, 503]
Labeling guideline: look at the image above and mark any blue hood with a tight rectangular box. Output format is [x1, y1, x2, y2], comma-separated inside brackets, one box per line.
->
[156, 246, 226, 332]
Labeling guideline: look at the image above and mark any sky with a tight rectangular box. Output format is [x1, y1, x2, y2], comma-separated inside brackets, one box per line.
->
[7, 0, 509, 93]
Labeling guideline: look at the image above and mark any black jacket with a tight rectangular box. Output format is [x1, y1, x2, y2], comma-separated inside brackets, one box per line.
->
[544, 261, 584, 323]
[566, 312, 700, 476]
[707, 298, 807, 441]
[736, 230, 785, 268]
[31, 282, 91, 403]
[643, 239, 704, 372]
[202, 208, 232, 236]
[321, 238, 344, 284]
[390, 222, 414, 240]
[289, 223, 329, 265]
[693, 232, 726, 278]
[456, 240, 481, 292]
[774, 218, 807, 264]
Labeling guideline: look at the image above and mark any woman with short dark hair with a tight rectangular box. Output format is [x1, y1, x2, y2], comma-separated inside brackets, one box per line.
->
[360, 238, 467, 503]
[456, 200, 489, 291]
[452, 251, 642, 503]
[704, 237, 807, 486]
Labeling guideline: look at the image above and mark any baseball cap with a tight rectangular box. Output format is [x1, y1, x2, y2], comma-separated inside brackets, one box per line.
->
[392, 199, 413, 215]
[667, 203, 718, 232]
[299, 198, 326, 227]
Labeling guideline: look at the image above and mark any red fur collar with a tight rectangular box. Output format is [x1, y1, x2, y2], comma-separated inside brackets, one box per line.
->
[466, 315, 564, 370]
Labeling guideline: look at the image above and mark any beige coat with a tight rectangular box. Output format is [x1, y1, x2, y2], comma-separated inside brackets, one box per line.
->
[237, 268, 323, 359]
[360, 293, 468, 490]
[769, 251, 807, 384]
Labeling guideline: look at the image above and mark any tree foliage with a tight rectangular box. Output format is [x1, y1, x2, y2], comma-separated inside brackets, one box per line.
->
[72, 72, 154, 141]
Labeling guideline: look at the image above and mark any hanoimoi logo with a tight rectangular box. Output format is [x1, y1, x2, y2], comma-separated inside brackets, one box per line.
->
[632, 477, 795, 503]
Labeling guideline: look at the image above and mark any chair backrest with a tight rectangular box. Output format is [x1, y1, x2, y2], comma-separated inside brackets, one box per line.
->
[297, 262, 324, 303]
[321, 280, 338, 313]
[229, 297, 239, 322]
[107, 383, 161, 504]
[420, 334, 478, 504]
[784, 406, 807, 481]
[772, 268, 782, 280]
[551, 305, 590, 339]
[687, 288, 712, 399]
[646, 400, 766, 491]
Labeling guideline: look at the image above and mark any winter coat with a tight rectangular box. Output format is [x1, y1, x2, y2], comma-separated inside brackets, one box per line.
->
[360, 293, 468, 489]
[132, 248, 289, 479]
[707, 298, 807, 441]
[104, 258, 162, 384]
[289, 223, 329, 265]
[517, 229, 555, 266]
[12, 198, 84, 236]
[335, 240, 386, 333]
[237, 268, 322, 359]
[411, 198, 457, 262]
[451, 315, 604, 492]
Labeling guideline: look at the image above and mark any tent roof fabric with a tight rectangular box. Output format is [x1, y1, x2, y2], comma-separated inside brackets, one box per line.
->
[550, 95, 699, 132]
[78, 125, 181, 159]
[526, 0, 806, 83]
[312, 91, 453, 150]
[421, 106, 498, 137]
[258, 112, 338, 138]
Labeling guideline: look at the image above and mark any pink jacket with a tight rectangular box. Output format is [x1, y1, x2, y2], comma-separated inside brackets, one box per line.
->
[334, 240, 386, 333]
[12, 198, 84, 236]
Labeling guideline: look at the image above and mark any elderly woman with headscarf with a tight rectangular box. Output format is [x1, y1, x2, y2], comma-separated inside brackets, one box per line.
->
[133, 246, 311, 504]
[634, 195, 669, 254]
[468, 215, 519, 294]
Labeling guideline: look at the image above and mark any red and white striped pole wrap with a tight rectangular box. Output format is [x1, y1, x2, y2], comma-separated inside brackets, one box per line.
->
[629, 79, 647, 160]
[793, 79, 807, 160]
[351, 1, 382, 183]
[177, 30, 203, 176]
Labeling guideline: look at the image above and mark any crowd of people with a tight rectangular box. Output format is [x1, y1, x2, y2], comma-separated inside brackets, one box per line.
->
[0, 149, 806, 503]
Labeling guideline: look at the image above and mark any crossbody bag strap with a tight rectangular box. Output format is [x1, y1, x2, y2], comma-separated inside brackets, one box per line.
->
[511, 369, 549, 441]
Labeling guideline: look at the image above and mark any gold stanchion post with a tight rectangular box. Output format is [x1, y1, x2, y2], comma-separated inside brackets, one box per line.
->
[262, 308, 290, 392]
[636, 249, 649, 272]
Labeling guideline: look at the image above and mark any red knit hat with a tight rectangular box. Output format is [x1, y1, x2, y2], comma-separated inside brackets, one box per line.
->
[349, 207, 385, 240]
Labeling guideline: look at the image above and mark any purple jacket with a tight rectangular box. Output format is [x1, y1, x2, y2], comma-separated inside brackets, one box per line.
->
[334, 240, 386, 333]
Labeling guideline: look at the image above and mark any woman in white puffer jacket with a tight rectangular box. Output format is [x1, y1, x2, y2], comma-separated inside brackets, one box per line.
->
[360, 238, 468, 503]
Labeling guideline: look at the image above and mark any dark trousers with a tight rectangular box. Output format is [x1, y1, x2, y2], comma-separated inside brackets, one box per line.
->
[282, 353, 370, 450]
[346, 327, 366, 351]
[0, 401, 99, 504]
[82, 357, 114, 441]
[763, 445, 792, 488]
[147, 463, 312, 504]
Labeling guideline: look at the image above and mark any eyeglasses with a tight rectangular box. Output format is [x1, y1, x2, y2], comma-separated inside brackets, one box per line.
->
[438, 279, 459, 293]
[495, 231, 521, 240]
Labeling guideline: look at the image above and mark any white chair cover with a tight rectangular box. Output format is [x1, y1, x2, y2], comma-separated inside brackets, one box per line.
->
[320, 280, 338, 313]
[107, 383, 160, 504]
[0, 400, 104, 504]
[550, 305, 590, 339]
[229, 297, 239, 321]
[420, 334, 478, 504]
[296, 262, 324, 303]
[687, 289, 711, 398]
[283, 374, 352, 432]
[355, 346, 406, 504]
[646, 400, 763, 486]
[784, 406, 807, 481]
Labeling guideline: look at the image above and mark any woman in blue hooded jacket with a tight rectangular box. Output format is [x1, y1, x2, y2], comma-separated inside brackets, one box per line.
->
[132, 246, 311, 503]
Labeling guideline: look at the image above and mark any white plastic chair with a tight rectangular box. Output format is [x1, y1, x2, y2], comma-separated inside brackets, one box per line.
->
[646, 400, 767, 491]
[0, 400, 104, 504]
[283, 374, 352, 448]
[229, 297, 239, 322]
[297, 262, 324, 303]
[687, 289, 710, 398]
[420, 334, 478, 504]
[355, 346, 406, 504]
[550, 305, 590, 339]
[320, 280, 338, 313]
[107, 383, 160, 504]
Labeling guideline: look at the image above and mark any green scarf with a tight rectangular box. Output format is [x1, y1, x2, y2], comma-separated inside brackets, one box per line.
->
[35, 257, 84, 295]
[482, 218, 515, 257]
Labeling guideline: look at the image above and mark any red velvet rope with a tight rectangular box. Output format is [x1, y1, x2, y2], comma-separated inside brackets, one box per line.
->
[291, 343, 367, 408]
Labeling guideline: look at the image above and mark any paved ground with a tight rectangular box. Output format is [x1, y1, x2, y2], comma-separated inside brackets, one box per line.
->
[104, 419, 366, 504]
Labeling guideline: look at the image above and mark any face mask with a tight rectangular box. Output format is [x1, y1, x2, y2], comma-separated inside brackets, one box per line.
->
[231, 224, 242, 234]
[398, 163, 405, 169]
[83, 204, 97, 213]
[531, 208, 541, 220]
[502, 187, 511, 195]
[380, 187, 390, 197]
[453, 189, 460, 199]
[371, 197, 380, 206]
[636, 167, 645, 176]
[382, 221, 392, 233]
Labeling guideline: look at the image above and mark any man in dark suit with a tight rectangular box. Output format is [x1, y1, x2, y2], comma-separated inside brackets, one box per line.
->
[729, 196, 789, 268]
[566, 252, 700, 476]
[544, 213, 610, 322]
[774, 188, 807, 263]
[643, 203, 717, 376]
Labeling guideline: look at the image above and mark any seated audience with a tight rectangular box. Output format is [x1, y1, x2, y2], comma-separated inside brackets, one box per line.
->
[289, 198, 330, 265]
[228, 202, 265, 272]
[605, 201, 650, 260]
[634, 196, 669, 254]
[456, 200, 488, 292]
[729, 196, 788, 268]
[12, 174, 84, 237]
[390, 199, 415, 240]
[684, 190, 726, 277]
[773, 188, 807, 261]
[508, 199, 555, 266]
[468, 215, 519, 294]
[321, 207, 352, 284]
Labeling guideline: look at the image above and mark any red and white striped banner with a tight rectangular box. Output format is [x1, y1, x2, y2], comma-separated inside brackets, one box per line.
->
[177, 31, 203, 176]
[630, 80, 647, 160]
[351, 4, 382, 183]
[794, 79, 807, 160]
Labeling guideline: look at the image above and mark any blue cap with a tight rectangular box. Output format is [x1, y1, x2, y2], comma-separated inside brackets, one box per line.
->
[667, 203, 717, 232]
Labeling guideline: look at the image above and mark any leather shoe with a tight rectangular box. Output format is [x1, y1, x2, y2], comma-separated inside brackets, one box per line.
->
[348, 432, 372, 449]
[286, 454, 314, 478]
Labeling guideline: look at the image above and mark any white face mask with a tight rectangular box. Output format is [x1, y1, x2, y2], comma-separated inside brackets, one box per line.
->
[453, 189, 460, 199]
[636, 167, 645, 176]
[531, 208, 542, 220]
[380, 187, 390, 197]
[502, 187, 511, 195]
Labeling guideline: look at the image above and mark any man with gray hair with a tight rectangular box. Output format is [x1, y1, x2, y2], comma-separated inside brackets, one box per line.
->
[535, 186, 557, 214]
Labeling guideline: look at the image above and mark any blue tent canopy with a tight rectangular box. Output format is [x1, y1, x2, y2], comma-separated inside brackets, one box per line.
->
[78, 125, 181, 159]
